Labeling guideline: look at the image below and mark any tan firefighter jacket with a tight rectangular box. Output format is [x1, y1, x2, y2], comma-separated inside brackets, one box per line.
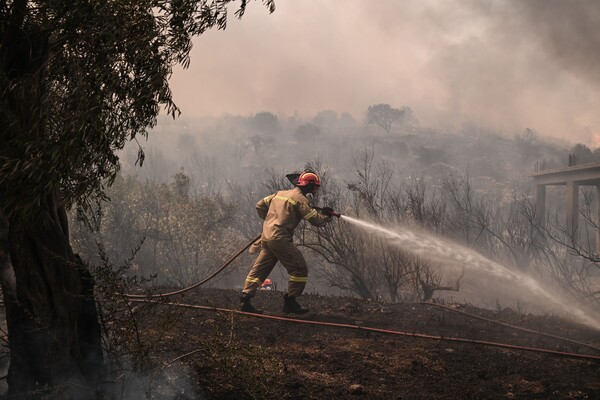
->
[256, 187, 331, 242]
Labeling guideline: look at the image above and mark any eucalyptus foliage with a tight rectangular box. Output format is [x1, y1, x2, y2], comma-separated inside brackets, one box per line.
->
[0, 0, 275, 218]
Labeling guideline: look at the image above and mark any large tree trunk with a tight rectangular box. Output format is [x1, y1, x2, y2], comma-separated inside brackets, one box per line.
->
[0, 2, 104, 395]
[0, 215, 14, 380]
[3, 196, 103, 397]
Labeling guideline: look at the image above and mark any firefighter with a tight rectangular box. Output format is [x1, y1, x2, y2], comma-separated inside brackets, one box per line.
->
[240, 171, 335, 314]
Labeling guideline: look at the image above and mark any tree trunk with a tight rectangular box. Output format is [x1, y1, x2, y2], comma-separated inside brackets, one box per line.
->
[0, 8, 103, 395]
[4, 196, 103, 397]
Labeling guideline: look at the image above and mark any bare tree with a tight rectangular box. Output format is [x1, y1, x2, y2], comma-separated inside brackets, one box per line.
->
[537, 187, 600, 303]
[531, 242, 598, 302]
[412, 260, 464, 301]
[442, 171, 490, 246]
[347, 147, 394, 218]
[377, 244, 413, 302]
[303, 222, 379, 300]
[302, 151, 466, 302]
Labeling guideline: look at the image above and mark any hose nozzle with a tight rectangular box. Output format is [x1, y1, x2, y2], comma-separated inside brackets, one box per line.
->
[314, 206, 341, 218]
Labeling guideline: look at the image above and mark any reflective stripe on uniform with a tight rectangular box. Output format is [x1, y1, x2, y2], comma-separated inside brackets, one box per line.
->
[289, 275, 308, 283]
[263, 196, 272, 204]
[275, 195, 298, 205]
[303, 209, 318, 220]
[245, 277, 262, 284]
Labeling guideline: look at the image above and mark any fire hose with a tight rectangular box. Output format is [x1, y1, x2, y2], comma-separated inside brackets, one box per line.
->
[312, 206, 341, 218]
[129, 299, 600, 362]
[420, 301, 600, 353]
[122, 233, 261, 299]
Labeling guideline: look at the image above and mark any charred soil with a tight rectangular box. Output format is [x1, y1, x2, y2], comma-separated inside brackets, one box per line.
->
[130, 288, 600, 400]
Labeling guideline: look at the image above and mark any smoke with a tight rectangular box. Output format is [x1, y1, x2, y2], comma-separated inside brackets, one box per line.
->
[169, 0, 600, 144]
[514, 0, 600, 87]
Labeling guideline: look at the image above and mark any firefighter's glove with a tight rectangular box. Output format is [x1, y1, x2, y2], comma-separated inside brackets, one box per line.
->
[249, 239, 261, 254]
[321, 207, 335, 217]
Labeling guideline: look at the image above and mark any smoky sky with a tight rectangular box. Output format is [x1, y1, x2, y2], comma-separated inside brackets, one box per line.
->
[169, 0, 600, 144]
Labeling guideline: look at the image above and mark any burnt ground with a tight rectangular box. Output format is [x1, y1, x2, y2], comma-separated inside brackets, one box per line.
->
[119, 288, 600, 400]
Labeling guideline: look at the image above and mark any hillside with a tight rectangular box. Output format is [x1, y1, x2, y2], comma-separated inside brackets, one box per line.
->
[119, 288, 600, 400]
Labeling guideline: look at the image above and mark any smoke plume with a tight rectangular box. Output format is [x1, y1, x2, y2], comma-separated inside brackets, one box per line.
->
[169, 0, 600, 144]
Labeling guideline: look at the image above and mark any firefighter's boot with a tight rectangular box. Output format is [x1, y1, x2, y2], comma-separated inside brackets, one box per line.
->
[240, 295, 263, 314]
[282, 293, 309, 314]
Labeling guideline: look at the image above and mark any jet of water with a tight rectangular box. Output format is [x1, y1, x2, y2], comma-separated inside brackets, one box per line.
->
[340, 215, 600, 331]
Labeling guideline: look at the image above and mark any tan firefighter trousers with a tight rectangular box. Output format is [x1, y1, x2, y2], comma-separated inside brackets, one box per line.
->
[242, 238, 308, 298]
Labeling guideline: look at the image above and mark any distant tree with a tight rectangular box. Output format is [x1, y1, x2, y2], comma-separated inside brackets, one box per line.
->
[247, 134, 274, 161]
[514, 128, 541, 163]
[593, 147, 600, 161]
[312, 110, 338, 128]
[339, 112, 357, 129]
[366, 103, 415, 135]
[171, 167, 192, 201]
[0, 0, 274, 395]
[570, 143, 600, 164]
[251, 111, 280, 135]
[294, 123, 322, 140]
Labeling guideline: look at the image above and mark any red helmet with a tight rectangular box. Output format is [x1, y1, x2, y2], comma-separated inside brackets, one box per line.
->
[296, 172, 321, 187]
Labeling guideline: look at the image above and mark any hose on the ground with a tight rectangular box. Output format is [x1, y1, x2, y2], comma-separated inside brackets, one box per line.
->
[420, 301, 600, 353]
[129, 298, 600, 362]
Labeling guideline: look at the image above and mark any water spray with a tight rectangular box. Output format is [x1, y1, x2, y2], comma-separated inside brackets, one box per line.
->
[339, 215, 600, 332]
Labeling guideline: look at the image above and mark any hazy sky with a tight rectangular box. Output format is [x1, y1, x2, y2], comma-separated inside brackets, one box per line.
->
[169, 0, 600, 145]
